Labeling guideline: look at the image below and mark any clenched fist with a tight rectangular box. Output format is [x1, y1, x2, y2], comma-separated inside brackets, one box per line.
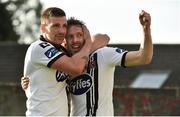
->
[139, 10, 151, 29]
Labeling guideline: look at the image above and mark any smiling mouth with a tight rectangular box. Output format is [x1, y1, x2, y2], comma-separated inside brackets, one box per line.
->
[72, 46, 80, 49]
[71, 45, 82, 51]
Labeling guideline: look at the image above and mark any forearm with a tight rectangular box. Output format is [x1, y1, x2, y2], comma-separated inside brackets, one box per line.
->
[69, 55, 89, 76]
[125, 10, 153, 67]
[71, 39, 91, 74]
[140, 27, 153, 64]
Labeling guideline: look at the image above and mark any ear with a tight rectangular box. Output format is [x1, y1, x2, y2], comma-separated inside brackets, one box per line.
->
[40, 24, 46, 33]
[62, 39, 67, 48]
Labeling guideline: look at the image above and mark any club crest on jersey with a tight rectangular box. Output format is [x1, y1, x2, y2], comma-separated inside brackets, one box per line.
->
[45, 47, 59, 58]
[68, 73, 92, 95]
[56, 71, 70, 82]
[116, 48, 125, 53]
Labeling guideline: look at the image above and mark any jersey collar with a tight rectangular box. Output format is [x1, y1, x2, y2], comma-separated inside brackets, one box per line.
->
[39, 35, 71, 57]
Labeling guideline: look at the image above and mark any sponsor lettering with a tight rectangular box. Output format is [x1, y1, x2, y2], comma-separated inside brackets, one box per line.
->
[56, 71, 69, 82]
[68, 74, 92, 95]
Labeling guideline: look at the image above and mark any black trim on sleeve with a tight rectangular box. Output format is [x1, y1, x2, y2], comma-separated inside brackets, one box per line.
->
[121, 52, 128, 68]
[40, 35, 71, 57]
[47, 53, 65, 68]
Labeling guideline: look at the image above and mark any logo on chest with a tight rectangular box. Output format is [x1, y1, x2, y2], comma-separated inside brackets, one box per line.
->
[56, 71, 70, 82]
[68, 73, 92, 95]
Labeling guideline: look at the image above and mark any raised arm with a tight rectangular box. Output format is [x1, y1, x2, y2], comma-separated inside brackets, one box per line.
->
[51, 25, 92, 76]
[125, 10, 153, 67]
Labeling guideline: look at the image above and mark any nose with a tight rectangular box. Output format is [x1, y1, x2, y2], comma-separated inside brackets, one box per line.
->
[58, 26, 66, 34]
[72, 36, 79, 43]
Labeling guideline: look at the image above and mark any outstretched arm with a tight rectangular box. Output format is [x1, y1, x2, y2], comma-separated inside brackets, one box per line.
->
[125, 10, 153, 67]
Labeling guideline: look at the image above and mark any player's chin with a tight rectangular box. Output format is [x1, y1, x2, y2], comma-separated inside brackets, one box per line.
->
[72, 49, 81, 54]
[55, 39, 64, 45]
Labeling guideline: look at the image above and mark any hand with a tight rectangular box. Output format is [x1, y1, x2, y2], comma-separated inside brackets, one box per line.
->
[21, 76, 29, 91]
[82, 25, 92, 45]
[92, 33, 110, 42]
[90, 33, 110, 53]
[139, 10, 151, 29]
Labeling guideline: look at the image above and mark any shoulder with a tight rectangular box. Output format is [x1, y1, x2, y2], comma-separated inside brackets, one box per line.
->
[91, 46, 127, 58]
[92, 46, 121, 53]
[26, 40, 58, 59]
[28, 40, 55, 51]
[92, 46, 111, 53]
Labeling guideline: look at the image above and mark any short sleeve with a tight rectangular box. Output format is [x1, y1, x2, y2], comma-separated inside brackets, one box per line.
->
[31, 41, 65, 68]
[101, 47, 128, 67]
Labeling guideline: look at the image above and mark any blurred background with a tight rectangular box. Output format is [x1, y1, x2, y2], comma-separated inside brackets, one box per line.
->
[0, 0, 180, 116]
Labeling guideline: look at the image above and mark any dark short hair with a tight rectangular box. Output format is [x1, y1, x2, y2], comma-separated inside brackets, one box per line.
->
[41, 7, 66, 25]
[67, 17, 85, 29]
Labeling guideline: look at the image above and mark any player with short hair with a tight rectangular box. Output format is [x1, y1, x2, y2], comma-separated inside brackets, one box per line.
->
[23, 7, 108, 116]
[65, 10, 153, 116]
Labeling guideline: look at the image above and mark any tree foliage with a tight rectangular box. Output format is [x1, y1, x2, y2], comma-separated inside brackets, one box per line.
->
[0, 2, 19, 42]
[0, 0, 42, 43]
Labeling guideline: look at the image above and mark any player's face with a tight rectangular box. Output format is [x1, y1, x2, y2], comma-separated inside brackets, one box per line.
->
[43, 16, 67, 45]
[66, 25, 85, 55]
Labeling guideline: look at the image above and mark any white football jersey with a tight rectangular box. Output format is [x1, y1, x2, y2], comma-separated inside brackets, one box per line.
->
[24, 37, 69, 116]
[67, 47, 128, 116]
